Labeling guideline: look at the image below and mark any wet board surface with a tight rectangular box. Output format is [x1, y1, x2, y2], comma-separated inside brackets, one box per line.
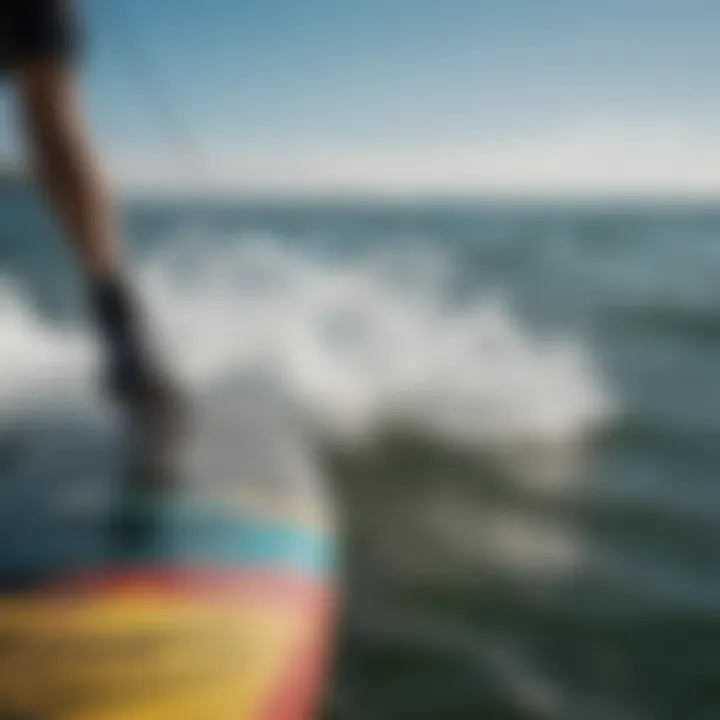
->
[0, 385, 336, 719]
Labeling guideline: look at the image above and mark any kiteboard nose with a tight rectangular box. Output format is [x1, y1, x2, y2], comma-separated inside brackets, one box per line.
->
[0, 382, 336, 719]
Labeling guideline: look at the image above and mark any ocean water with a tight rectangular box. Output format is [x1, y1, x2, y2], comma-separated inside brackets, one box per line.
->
[1, 193, 720, 719]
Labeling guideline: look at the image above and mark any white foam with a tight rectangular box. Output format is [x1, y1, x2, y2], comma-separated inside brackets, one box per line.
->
[0, 236, 616, 447]
[0, 278, 95, 418]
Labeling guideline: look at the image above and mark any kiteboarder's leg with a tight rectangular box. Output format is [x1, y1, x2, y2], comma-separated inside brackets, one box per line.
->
[15, 62, 176, 407]
[8, 2, 180, 412]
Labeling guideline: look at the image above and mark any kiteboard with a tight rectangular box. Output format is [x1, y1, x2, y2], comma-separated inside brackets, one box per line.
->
[0, 383, 336, 719]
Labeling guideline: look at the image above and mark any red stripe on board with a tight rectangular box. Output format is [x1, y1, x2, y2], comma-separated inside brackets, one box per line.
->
[48, 567, 333, 607]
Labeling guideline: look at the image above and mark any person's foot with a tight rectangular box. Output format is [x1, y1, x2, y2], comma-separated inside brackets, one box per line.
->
[91, 275, 183, 423]
[91, 275, 187, 488]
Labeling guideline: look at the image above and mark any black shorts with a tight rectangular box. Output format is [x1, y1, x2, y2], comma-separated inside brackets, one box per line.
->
[0, 0, 81, 72]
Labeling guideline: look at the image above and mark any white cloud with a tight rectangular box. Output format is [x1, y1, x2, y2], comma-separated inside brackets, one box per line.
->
[106, 120, 720, 198]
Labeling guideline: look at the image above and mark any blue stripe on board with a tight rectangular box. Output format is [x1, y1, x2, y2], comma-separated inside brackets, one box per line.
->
[109, 499, 335, 578]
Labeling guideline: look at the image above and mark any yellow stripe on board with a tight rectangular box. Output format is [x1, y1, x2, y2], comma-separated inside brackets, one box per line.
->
[0, 597, 315, 719]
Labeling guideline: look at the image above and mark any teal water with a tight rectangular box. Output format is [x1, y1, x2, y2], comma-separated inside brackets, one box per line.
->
[2, 194, 720, 719]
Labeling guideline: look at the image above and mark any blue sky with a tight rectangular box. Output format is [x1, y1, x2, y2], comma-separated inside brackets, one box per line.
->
[6, 0, 720, 194]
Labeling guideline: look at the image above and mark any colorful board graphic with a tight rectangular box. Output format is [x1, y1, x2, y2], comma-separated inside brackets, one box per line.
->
[0, 390, 336, 718]
[0, 492, 335, 719]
